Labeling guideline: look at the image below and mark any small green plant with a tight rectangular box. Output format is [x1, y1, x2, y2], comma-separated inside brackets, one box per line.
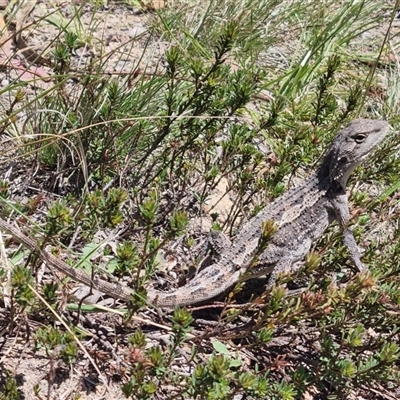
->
[33, 326, 78, 365]
[0, 370, 19, 400]
[11, 266, 35, 310]
[122, 308, 193, 399]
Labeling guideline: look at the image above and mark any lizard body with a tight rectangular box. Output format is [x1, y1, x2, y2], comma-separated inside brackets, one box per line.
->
[0, 119, 389, 307]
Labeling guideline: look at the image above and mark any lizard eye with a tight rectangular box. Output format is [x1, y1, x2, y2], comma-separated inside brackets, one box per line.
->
[354, 134, 367, 143]
[339, 157, 347, 163]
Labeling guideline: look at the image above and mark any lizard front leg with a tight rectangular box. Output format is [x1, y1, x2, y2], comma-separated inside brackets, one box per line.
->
[330, 193, 366, 272]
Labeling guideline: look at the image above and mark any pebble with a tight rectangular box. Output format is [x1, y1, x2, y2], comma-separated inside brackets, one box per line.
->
[129, 25, 147, 38]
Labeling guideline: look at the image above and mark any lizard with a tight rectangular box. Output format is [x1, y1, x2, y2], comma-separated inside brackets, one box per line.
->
[0, 118, 390, 308]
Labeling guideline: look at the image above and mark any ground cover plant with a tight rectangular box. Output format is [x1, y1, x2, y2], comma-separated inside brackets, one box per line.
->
[0, 0, 400, 398]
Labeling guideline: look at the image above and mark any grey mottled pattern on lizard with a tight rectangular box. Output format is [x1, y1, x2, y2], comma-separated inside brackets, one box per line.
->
[147, 118, 389, 307]
[0, 119, 389, 308]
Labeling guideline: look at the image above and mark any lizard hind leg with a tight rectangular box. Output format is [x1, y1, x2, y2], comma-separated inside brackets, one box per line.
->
[194, 230, 232, 273]
[207, 230, 232, 260]
[270, 260, 309, 290]
[264, 257, 297, 291]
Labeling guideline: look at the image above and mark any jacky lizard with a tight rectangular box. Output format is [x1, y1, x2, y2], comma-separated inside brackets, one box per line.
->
[0, 119, 389, 307]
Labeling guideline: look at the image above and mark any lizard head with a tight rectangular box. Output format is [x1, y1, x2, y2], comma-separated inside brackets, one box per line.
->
[329, 118, 389, 189]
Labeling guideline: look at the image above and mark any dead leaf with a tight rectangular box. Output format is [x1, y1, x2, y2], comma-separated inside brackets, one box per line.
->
[9, 59, 53, 88]
[9, 0, 51, 66]
[0, 11, 13, 61]
[140, 0, 166, 10]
